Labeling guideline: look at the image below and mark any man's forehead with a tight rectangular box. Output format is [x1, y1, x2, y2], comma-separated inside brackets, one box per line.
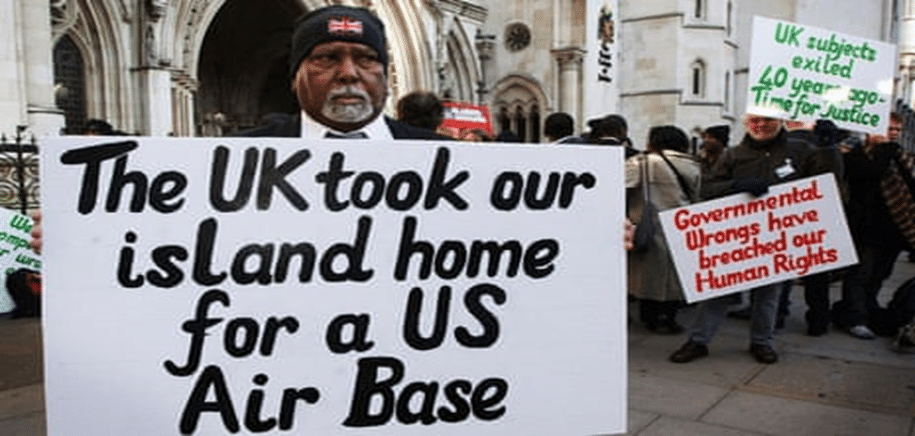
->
[745, 114, 778, 123]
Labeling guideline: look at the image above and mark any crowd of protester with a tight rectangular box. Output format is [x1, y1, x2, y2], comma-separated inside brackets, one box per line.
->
[563, 110, 912, 364]
[445, 102, 915, 363]
[23, 5, 915, 367]
[392, 90, 915, 364]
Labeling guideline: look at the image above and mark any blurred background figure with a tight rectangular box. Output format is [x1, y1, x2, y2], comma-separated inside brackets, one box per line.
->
[494, 130, 522, 143]
[459, 128, 492, 142]
[396, 90, 445, 132]
[79, 118, 127, 136]
[587, 114, 637, 157]
[699, 125, 729, 172]
[544, 112, 582, 143]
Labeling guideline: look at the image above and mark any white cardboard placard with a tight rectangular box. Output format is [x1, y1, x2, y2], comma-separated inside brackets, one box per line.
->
[41, 137, 626, 436]
[660, 174, 857, 304]
[747, 16, 897, 134]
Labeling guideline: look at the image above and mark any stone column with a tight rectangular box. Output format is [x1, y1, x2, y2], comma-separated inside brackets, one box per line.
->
[552, 47, 585, 130]
[171, 71, 197, 137]
[0, 0, 23, 135]
[900, 0, 915, 105]
[0, 0, 63, 136]
[475, 30, 496, 105]
[22, 0, 63, 136]
[135, 0, 173, 135]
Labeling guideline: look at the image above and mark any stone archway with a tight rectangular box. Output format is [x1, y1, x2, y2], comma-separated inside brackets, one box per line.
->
[192, 0, 452, 135]
[195, 0, 305, 135]
[490, 75, 549, 142]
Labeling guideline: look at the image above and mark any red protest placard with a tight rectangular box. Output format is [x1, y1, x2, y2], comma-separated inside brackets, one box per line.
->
[660, 174, 857, 303]
[439, 101, 494, 139]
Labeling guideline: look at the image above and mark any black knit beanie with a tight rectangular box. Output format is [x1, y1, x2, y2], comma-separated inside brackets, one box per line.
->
[289, 5, 388, 77]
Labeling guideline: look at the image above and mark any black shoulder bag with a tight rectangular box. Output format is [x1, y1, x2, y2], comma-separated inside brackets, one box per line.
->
[656, 151, 696, 203]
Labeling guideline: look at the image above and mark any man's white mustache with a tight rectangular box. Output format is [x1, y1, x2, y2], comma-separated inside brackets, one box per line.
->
[327, 87, 369, 102]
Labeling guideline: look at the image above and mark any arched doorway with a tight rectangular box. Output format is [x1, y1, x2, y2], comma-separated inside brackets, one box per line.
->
[490, 75, 549, 143]
[196, 0, 304, 135]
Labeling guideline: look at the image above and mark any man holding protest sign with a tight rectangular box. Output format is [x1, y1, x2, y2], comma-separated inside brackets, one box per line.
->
[670, 113, 829, 364]
[33, 5, 633, 435]
[29, 5, 442, 257]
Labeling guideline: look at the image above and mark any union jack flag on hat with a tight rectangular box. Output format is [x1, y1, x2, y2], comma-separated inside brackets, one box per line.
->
[328, 17, 363, 35]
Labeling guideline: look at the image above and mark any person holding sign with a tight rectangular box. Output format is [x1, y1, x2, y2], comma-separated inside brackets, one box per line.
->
[670, 113, 829, 364]
[242, 5, 445, 140]
[28, 5, 442, 255]
[837, 112, 910, 339]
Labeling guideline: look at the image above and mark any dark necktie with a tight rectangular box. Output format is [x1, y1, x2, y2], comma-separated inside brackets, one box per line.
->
[325, 131, 368, 139]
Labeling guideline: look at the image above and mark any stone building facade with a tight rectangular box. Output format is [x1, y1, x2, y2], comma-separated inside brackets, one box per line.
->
[0, 0, 909, 145]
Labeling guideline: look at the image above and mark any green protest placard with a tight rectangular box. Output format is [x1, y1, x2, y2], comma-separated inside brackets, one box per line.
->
[0, 208, 39, 314]
[747, 16, 897, 134]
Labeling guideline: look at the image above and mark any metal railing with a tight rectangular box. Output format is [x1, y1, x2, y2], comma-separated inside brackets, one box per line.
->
[0, 127, 40, 214]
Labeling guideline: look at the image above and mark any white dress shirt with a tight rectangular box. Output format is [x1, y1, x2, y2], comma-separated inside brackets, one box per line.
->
[300, 111, 393, 140]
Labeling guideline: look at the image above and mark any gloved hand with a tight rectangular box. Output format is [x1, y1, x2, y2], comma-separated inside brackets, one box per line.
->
[731, 177, 769, 196]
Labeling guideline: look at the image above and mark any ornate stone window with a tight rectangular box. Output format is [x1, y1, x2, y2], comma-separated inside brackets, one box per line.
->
[694, 0, 707, 20]
[530, 105, 540, 143]
[50, 0, 77, 39]
[727, 1, 733, 36]
[492, 75, 548, 143]
[499, 107, 511, 133]
[514, 106, 526, 139]
[505, 23, 531, 52]
[690, 59, 706, 98]
[53, 35, 86, 133]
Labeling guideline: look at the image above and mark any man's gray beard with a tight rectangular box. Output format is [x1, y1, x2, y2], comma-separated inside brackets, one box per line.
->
[322, 87, 374, 124]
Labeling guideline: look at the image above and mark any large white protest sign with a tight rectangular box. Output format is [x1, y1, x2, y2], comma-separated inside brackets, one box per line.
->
[747, 16, 896, 135]
[41, 137, 626, 435]
[659, 174, 857, 304]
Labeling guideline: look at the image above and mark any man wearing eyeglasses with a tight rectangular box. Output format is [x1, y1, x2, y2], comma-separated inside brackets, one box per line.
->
[670, 113, 828, 365]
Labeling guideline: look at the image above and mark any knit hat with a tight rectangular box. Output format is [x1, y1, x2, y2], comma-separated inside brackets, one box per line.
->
[289, 5, 388, 77]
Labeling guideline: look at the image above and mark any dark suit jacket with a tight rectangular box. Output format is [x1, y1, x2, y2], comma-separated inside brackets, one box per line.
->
[239, 113, 447, 140]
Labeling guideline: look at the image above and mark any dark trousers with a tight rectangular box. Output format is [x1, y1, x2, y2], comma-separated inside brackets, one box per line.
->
[841, 244, 902, 327]
[803, 272, 832, 329]
[638, 299, 680, 323]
